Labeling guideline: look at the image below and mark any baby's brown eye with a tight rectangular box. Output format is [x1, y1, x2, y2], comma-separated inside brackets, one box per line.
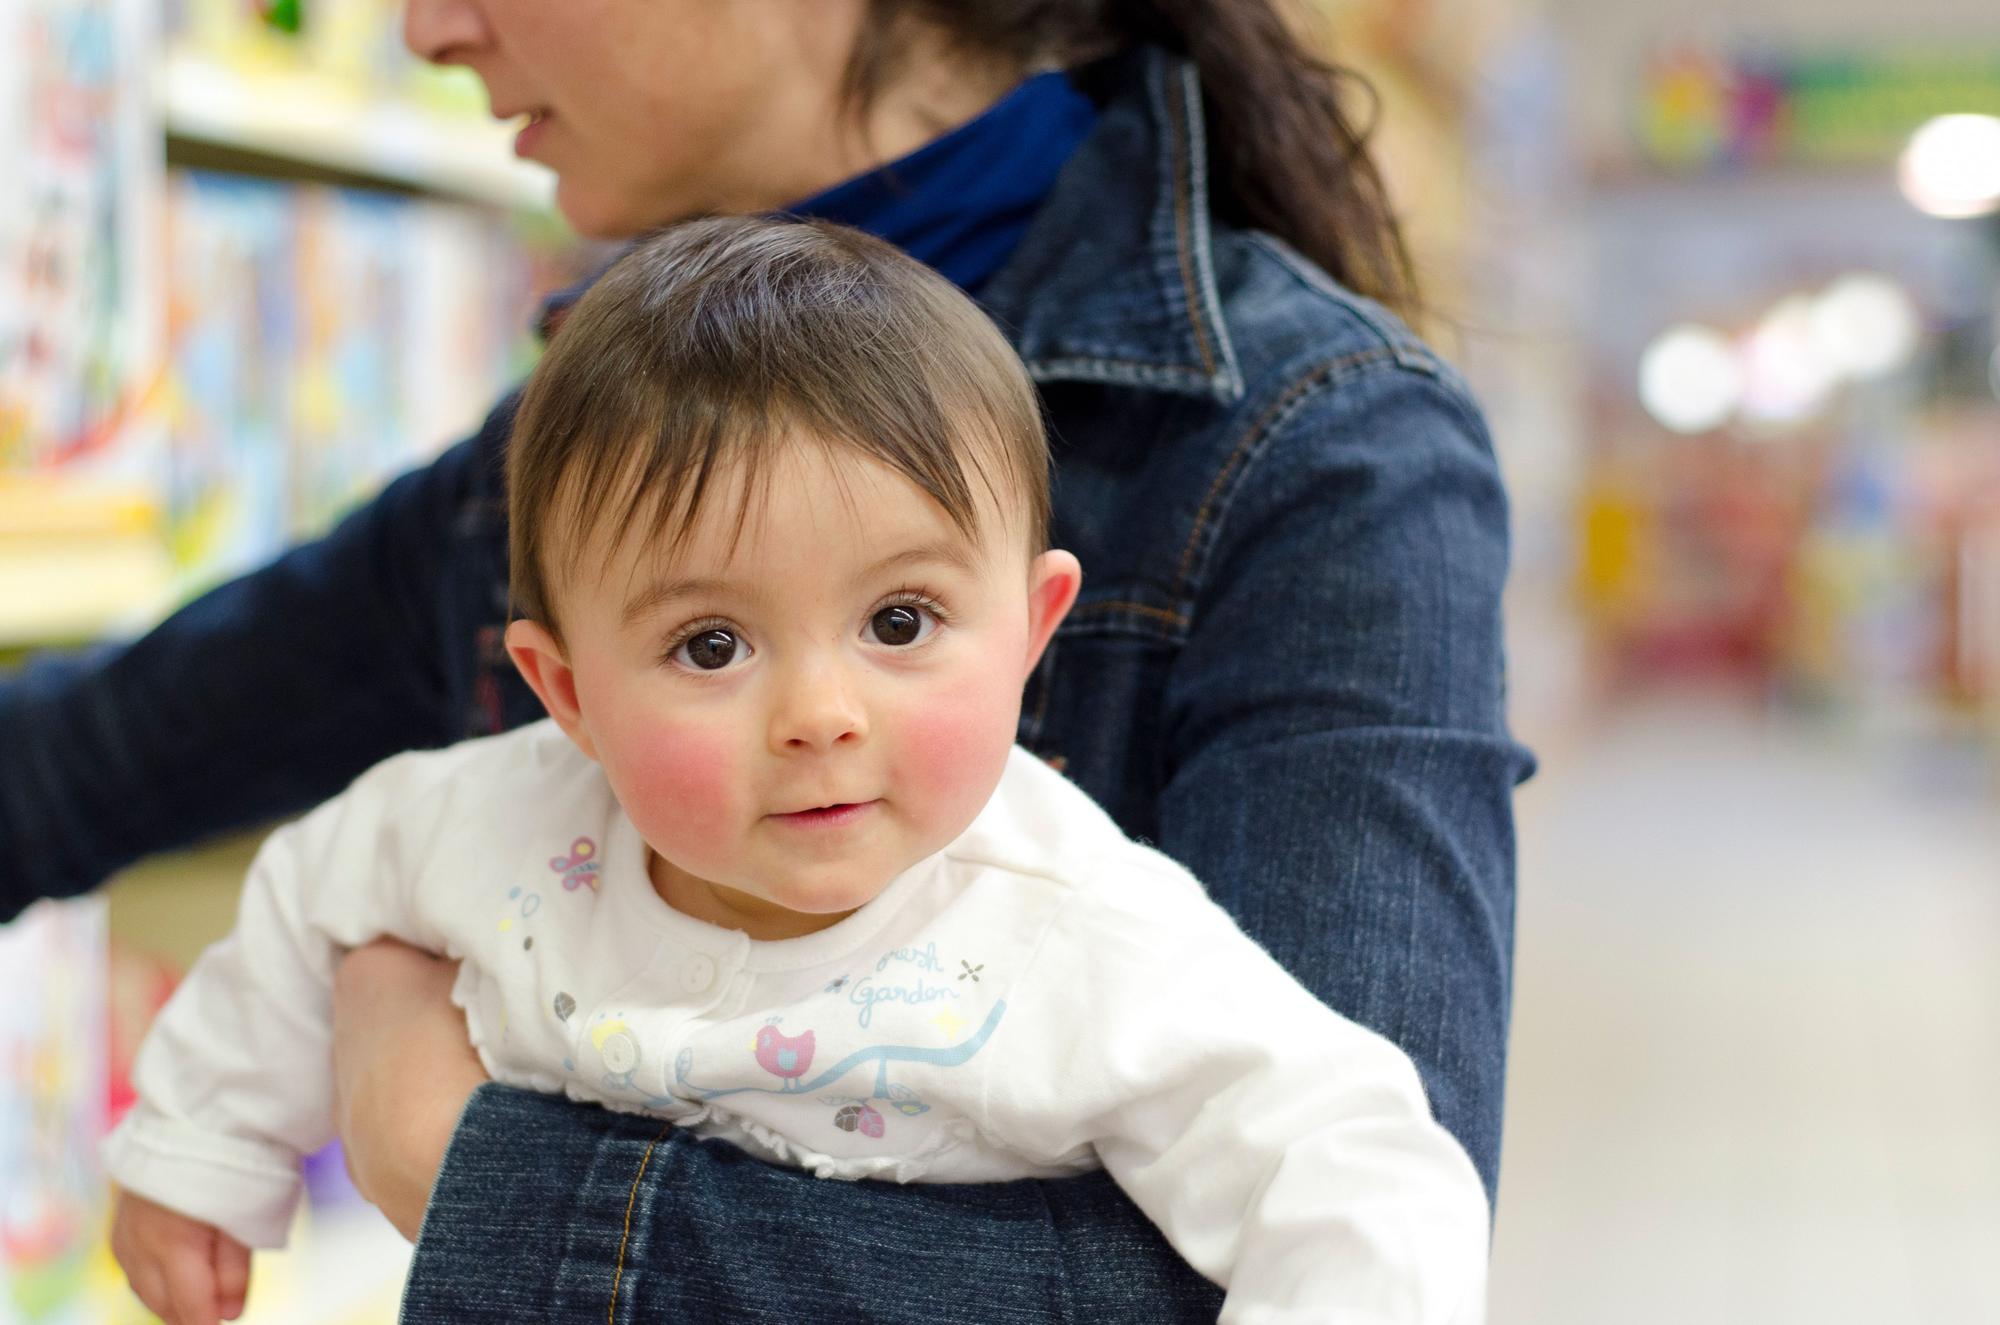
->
[681, 629, 739, 670]
[870, 605, 924, 646]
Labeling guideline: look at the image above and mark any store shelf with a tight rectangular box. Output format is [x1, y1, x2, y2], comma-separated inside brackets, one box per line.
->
[162, 52, 555, 211]
[0, 542, 175, 648]
[0, 482, 176, 648]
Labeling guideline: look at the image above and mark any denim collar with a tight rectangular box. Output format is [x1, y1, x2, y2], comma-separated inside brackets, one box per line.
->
[978, 46, 1243, 403]
[537, 47, 1240, 403]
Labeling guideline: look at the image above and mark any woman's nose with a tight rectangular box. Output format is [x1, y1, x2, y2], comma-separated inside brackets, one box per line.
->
[402, 0, 489, 64]
[769, 660, 868, 754]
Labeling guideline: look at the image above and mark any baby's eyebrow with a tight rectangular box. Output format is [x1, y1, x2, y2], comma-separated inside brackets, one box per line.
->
[621, 540, 979, 627]
[621, 575, 733, 628]
[860, 539, 980, 581]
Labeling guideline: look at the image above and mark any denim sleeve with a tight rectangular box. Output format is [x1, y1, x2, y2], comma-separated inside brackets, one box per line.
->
[404, 1084, 1222, 1324]
[1156, 361, 1533, 1200]
[0, 407, 507, 922]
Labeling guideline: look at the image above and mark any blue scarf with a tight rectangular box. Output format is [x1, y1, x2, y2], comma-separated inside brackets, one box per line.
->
[540, 71, 1095, 335]
[782, 70, 1097, 294]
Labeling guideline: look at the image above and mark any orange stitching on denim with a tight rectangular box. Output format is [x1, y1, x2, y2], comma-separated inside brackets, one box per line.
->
[1067, 600, 1189, 628]
[1164, 70, 1217, 380]
[608, 1123, 673, 1324]
[1169, 352, 1387, 600]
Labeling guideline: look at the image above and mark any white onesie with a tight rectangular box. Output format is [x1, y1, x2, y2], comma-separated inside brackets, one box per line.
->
[105, 720, 1488, 1323]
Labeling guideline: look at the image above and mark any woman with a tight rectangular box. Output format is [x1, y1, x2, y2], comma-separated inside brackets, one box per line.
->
[2, 0, 1530, 1316]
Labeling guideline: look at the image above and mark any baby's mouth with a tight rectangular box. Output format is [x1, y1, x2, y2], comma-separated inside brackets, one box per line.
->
[771, 801, 879, 827]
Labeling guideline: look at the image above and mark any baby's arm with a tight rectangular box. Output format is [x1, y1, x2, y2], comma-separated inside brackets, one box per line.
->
[985, 860, 1489, 1324]
[104, 750, 444, 1254]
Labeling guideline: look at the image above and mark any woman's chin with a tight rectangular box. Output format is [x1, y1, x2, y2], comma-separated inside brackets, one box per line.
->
[551, 183, 638, 242]
[554, 179, 693, 243]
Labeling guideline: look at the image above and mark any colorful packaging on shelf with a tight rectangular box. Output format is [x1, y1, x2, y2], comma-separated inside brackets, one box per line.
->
[0, 900, 108, 1325]
[165, 168, 542, 593]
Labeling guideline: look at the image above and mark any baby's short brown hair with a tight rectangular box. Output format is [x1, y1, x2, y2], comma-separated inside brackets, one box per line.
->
[507, 216, 1049, 634]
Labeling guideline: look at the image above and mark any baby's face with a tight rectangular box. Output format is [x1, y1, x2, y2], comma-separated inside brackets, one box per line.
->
[531, 442, 1074, 936]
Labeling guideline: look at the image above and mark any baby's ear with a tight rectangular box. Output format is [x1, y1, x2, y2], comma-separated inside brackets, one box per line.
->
[1022, 549, 1082, 680]
[504, 619, 600, 761]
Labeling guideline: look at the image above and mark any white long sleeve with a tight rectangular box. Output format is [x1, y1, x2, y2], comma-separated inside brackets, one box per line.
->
[101, 746, 456, 1248]
[976, 851, 1489, 1324]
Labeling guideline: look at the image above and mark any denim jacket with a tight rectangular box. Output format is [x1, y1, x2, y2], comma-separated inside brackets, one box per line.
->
[2, 46, 1530, 1319]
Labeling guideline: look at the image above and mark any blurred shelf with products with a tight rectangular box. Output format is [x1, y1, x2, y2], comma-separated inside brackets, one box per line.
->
[1563, 39, 2000, 760]
[1, 0, 587, 653]
[2, 0, 591, 1319]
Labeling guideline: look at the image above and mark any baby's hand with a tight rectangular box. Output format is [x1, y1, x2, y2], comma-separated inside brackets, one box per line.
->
[109, 1189, 252, 1324]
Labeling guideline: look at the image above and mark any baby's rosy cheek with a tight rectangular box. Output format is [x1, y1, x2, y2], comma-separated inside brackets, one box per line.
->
[904, 708, 983, 777]
[613, 726, 739, 848]
[899, 685, 1017, 814]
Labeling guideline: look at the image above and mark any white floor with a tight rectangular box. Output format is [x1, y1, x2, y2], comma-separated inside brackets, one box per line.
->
[1490, 693, 2000, 1323]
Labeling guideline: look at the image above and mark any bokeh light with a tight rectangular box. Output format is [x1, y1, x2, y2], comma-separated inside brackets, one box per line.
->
[1899, 113, 2000, 218]
[1638, 323, 1742, 433]
[1739, 296, 1837, 425]
[1807, 273, 1921, 381]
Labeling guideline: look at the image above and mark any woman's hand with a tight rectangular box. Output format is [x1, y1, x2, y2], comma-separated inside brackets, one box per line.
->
[109, 1189, 251, 1325]
[330, 938, 489, 1241]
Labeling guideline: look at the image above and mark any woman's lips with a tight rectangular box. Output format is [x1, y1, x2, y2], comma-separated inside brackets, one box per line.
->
[771, 801, 879, 829]
[514, 111, 551, 159]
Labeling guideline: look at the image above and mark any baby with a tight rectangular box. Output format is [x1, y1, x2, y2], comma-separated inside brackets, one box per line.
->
[106, 217, 1488, 1323]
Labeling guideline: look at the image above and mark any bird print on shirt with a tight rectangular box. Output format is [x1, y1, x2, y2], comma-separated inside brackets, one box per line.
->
[755, 1023, 816, 1089]
[675, 943, 1006, 1146]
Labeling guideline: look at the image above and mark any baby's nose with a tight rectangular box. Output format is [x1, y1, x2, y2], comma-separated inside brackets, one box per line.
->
[768, 662, 868, 753]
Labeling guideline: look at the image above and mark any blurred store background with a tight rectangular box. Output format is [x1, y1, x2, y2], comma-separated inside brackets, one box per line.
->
[2, 0, 1996, 1321]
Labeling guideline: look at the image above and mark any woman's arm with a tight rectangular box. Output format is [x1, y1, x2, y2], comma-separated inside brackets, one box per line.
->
[0, 396, 517, 922]
[1154, 358, 1532, 1199]
[331, 941, 487, 1241]
[402, 1088, 1223, 1324]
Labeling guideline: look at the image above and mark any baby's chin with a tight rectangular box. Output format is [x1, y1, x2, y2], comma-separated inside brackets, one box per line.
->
[762, 868, 899, 918]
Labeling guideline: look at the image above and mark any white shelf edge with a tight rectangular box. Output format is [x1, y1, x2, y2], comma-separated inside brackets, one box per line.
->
[161, 52, 556, 212]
